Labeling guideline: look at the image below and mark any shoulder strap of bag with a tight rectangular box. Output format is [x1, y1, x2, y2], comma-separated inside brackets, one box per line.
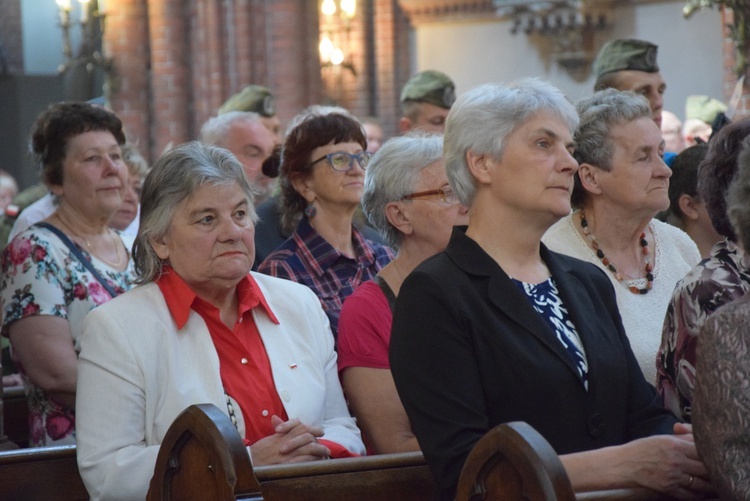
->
[33, 222, 119, 299]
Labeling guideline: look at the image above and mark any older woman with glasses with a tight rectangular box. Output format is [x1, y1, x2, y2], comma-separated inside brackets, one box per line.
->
[337, 133, 468, 454]
[258, 113, 393, 339]
[390, 80, 711, 500]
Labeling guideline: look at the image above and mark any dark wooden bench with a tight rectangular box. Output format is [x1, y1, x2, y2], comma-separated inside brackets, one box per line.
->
[0, 445, 88, 500]
[146, 403, 435, 500]
[456, 421, 670, 501]
[147, 404, 672, 501]
[0, 401, 675, 500]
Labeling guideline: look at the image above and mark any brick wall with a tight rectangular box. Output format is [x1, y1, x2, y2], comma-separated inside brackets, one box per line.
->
[0, 0, 23, 74]
[318, 0, 411, 138]
[105, 0, 338, 160]
[105, 0, 151, 155]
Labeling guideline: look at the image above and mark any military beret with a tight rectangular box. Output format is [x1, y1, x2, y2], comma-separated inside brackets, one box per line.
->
[685, 95, 727, 124]
[400, 70, 456, 109]
[218, 85, 276, 117]
[593, 39, 659, 79]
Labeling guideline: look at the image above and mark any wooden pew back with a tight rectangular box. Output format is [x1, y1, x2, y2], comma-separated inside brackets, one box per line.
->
[0, 445, 87, 500]
[146, 404, 673, 501]
[147, 403, 434, 501]
[456, 421, 575, 501]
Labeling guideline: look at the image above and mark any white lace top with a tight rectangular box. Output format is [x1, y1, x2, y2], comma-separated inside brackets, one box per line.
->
[542, 212, 700, 384]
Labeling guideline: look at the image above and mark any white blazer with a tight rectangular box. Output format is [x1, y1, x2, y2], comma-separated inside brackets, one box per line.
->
[76, 273, 364, 501]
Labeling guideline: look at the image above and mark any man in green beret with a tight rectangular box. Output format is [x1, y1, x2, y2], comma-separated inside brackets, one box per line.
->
[593, 39, 666, 127]
[219, 84, 282, 142]
[683, 95, 727, 146]
[399, 70, 456, 133]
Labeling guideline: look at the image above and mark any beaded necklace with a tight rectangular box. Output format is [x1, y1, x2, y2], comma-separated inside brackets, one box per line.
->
[579, 210, 653, 295]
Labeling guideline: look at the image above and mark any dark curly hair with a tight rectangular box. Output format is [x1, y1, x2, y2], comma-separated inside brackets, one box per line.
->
[30, 101, 126, 187]
[275, 113, 366, 234]
[668, 144, 708, 221]
[697, 118, 750, 241]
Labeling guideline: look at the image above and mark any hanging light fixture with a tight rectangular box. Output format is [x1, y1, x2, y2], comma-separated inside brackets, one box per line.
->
[318, 0, 357, 75]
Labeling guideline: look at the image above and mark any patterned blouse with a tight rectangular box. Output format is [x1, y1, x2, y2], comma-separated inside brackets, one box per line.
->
[512, 277, 589, 391]
[1, 225, 136, 446]
[258, 216, 393, 339]
[693, 296, 750, 500]
[656, 239, 750, 422]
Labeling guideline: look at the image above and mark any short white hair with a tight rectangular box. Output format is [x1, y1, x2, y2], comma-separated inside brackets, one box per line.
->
[443, 78, 578, 206]
[199, 111, 263, 146]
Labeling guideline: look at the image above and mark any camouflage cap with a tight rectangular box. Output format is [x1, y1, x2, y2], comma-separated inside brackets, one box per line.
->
[400, 70, 456, 109]
[685, 95, 727, 124]
[218, 85, 276, 117]
[593, 39, 659, 79]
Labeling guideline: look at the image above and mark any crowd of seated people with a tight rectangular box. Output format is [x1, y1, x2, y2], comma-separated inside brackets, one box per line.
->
[657, 117, 750, 422]
[693, 138, 750, 501]
[3, 35, 748, 501]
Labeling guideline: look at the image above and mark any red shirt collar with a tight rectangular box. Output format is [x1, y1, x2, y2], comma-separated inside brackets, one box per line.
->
[156, 267, 279, 329]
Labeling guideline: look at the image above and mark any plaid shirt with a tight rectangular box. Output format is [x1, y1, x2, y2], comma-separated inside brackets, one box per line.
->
[258, 216, 393, 339]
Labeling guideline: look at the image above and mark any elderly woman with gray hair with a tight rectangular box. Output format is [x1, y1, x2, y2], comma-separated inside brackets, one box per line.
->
[75, 142, 364, 501]
[390, 80, 711, 501]
[542, 89, 700, 384]
[337, 133, 468, 454]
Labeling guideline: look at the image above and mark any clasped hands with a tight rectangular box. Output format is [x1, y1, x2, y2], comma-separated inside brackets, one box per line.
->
[250, 415, 331, 465]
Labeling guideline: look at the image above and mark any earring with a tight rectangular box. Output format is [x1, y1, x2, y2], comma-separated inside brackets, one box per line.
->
[304, 203, 317, 218]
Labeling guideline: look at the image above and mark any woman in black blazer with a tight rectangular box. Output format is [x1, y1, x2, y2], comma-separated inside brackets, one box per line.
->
[389, 79, 711, 500]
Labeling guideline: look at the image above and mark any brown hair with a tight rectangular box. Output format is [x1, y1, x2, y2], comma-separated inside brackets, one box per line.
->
[697, 117, 750, 241]
[31, 101, 126, 187]
[277, 113, 366, 233]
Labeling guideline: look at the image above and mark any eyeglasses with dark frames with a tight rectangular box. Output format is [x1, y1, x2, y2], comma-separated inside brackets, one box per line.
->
[401, 185, 460, 206]
[309, 151, 372, 172]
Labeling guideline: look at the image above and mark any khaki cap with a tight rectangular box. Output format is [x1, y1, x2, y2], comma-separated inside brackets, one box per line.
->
[685, 95, 727, 124]
[400, 70, 456, 109]
[219, 85, 276, 117]
[593, 39, 659, 79]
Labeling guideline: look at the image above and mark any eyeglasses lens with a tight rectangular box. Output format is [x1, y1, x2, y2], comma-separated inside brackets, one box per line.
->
[442, 187, 459, 205]
[328, 152, 371, 171]
[329, 153, 351, 171]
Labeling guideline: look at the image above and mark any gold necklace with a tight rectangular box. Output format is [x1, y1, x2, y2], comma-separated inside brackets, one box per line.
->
[53, 212, 125, 269]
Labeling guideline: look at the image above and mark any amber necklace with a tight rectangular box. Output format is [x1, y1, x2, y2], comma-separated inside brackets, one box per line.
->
[53, 212, 125, 269]
[579, 210, 653, 295]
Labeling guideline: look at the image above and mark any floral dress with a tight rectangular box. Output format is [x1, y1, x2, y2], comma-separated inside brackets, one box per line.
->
[1, 225, 136, 446]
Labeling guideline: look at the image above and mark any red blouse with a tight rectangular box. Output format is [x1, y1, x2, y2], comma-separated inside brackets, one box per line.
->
[157, 268, 356, 458]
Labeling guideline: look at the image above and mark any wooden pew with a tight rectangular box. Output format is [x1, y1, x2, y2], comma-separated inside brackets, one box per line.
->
[0, 445, 88, 500]
[146, 403, 435, 500]
[455, 421, 575, 500]
[0, 401, 675, 500]
[146, 404, 673, 501]
[455, 422, 670, 501]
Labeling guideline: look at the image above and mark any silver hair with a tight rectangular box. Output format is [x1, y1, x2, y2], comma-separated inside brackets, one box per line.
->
[362, 133, 444, 250]
[574, 89, 652, 171]
[571, 89, 652, 207]
[443, 78, 578, 206]
[133, 141, 258, 284]
[199, 111, 263, 147]
[727, 137, 750, 251]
